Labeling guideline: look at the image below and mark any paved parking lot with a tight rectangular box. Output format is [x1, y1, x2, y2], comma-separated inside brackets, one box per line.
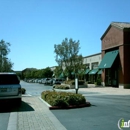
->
[5, 82, 130, 130]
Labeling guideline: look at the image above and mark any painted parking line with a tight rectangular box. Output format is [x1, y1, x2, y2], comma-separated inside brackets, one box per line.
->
[22, 94, 32, 97]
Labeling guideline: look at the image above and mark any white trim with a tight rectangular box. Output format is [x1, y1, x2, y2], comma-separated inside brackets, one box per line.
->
[7, 112, 17, 130]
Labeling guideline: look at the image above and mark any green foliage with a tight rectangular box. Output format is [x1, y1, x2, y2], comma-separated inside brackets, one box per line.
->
[64, 80, 85, 85]
[22, 67, 53, 79]
[41, 91, 86, 107]
[0, 39, 13, 72]
[53, 66, 63, 78]
[54, 38, 84, 79]
[95, 76, 101, 85]
[54, 85, 70, 89]
[43, 67, 53, 78]
[21, 88, 26, 94]
[16, 72, 22, 79]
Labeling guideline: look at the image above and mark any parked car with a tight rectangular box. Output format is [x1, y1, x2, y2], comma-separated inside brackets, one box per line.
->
[42, 78, 51, 84]
[47, 78, 53, 85]
[53, 78, 65, 85]
[34, 79, 39, 83]
[0, 73, 22, 105]
[39, 78, 45, 84]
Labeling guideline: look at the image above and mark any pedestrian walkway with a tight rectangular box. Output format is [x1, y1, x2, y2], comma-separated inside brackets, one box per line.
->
[8, 96, 67, 130]
[54, 86, 130, 95]
[79, 87, 130, 95]
[7, 87, 130, 130]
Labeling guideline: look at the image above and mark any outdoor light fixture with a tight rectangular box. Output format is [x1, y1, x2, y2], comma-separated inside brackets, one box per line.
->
[75, 76, 79, 94]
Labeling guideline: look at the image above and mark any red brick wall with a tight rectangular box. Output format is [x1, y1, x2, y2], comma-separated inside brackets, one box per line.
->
[118, 46, 124, 84]
[101, 25, 124, 86]
[124, 45, 130, 84]
[124, 31, 130, 44]
[102, 26, 123, 50]
[101, 25, 130, 87]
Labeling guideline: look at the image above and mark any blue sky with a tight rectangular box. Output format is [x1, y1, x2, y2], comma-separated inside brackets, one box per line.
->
[0, 0, 130, 71]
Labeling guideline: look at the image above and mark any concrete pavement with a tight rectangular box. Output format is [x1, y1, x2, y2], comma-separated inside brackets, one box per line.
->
[7, 87, 130, 130]
[79, 87, 130, 95]
[7, 96, 67, 130]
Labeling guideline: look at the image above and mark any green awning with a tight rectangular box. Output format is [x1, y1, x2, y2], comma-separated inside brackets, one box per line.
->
[98, 70, 102, 74]
[85, 69, 90, 74]
[89, 68, 99, 75]
[98, 50, 119, 69]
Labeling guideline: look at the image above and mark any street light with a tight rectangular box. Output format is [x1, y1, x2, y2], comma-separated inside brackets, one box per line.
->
[74, 69, 79, 94]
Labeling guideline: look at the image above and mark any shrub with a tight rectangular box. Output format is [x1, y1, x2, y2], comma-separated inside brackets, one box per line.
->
[63, 80, 85, 85]
[21, 88, 26, 94]
[41, 91, 86, 107]
[54, 85, 70, 89]
[95, 78, 101, 85]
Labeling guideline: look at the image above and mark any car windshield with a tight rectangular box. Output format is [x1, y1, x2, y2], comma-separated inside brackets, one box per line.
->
[0, 74, 20, 85]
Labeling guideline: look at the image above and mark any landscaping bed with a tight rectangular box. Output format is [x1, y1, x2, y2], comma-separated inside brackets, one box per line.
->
[41, 90, 91, 109]
[53, 84, 70, 89]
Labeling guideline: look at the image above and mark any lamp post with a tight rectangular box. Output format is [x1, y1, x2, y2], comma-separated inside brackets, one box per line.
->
[75, 69, 79, 94]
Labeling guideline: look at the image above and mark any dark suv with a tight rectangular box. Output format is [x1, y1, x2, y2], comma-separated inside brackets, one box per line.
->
[0, 73, 22, 104]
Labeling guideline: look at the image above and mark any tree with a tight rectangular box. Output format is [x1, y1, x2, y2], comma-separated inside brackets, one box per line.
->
[0, 39, 13, 72]
[43, 67, 53, 78]
[53, 66, 63, 78]
[54, 38, 85, 79]
[22, 68, 37, 79]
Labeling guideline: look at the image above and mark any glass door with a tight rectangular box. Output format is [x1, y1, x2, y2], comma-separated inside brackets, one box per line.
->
[105, 69, 112, 86]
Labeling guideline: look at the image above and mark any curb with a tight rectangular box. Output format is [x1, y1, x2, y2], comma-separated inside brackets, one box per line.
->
[49, 102, 91, 110]
[39, 97, 91, 110]
[7, 112, 17, 130]
[39, 97, 51, 107]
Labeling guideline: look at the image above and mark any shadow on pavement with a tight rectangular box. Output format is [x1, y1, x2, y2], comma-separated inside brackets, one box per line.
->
[18, 101, 34, 112]
[0, 100, 34, 113]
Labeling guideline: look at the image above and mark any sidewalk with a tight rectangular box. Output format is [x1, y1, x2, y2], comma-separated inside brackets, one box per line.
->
[7, 96, 67, 130]
[7, 87, 130, 130]
[79, 87, 130, 95]
[54, 86, 130, 95]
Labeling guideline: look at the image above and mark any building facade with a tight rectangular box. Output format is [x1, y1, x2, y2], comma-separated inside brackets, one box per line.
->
[83, 53, 101, 69]
[83, 53, 101, 83]
[99, 22, 130, 89]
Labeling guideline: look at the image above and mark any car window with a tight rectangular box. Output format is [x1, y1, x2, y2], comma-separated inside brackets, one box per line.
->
[0, 74, 20, 85]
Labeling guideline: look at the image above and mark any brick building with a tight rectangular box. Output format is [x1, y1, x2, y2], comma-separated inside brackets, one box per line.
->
[99, 22, 130, 89]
